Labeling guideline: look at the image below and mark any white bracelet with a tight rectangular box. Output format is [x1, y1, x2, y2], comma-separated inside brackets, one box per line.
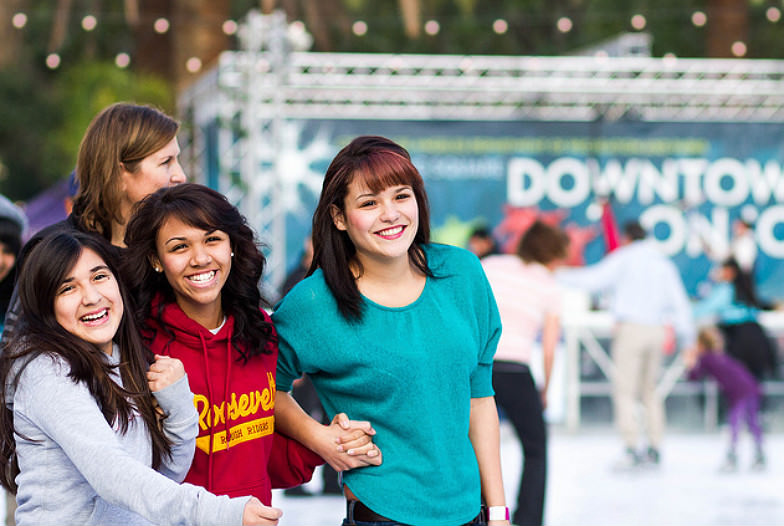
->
[487, 505, 510, 521]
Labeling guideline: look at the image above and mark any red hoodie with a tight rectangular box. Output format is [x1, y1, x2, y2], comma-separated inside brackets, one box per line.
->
[144, 296, 323, 504]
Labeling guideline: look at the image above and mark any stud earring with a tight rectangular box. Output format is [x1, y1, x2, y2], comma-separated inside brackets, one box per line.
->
[230, 252, 234, 257]
[154, 266, 162, 273]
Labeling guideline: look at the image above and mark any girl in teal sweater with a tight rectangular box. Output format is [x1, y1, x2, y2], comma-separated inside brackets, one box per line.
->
[273, 136, 509, 526]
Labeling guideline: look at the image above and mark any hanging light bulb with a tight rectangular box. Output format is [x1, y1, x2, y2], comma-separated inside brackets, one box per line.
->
[46, 53, 61, 69]
[81, 15, 97, 31]
[493, 19, 508, 34]
[154, 18, 170, 34]
[11, 12, 27, 29]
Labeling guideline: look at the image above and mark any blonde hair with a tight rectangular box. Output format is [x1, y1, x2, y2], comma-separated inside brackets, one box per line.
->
[697, 326, 724, 354]
[72, 103, 178, 238]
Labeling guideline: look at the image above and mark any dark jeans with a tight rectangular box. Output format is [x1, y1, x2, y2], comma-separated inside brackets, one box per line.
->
[341, 507, 485, 526]
[493, 362, 547, 526]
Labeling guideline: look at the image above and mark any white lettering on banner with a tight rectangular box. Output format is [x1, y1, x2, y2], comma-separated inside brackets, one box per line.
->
[507, 157, 545, 206]
[504, 156, 784, 258]
[506, 156, 784, 208]
[547, 158, 591, 207]
[746, 159, 784, 204]
[704, 158, 748, 207]
[756, 206, 784, 258]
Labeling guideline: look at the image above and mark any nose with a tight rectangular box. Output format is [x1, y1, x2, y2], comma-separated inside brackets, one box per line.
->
[82, 282, 102, 305]
[379, 200, 401, 222]
[190, 245, 211, 267]
[170, 160, 187, 184]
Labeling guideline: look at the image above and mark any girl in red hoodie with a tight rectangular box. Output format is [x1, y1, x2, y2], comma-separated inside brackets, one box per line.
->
[123, 183, 381, 510]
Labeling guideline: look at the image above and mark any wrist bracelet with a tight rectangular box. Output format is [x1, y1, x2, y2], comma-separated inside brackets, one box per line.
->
[487, 506, 510, 521]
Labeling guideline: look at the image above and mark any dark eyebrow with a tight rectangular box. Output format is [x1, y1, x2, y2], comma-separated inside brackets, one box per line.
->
[164, 236, 187, 245]
[91, 265, 110, 273]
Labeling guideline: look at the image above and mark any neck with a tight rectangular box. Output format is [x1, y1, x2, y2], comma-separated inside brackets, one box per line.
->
[110, 220, 127, 248]
[353, 253, 426, 308]
[177, 298, 224, 331]
[353, 252, 414, 283]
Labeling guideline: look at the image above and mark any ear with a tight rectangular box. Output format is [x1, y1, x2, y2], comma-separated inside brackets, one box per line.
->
[148, 255, 162, 273]
[330, 204, 347, 231]
[118, 163, 130, 191]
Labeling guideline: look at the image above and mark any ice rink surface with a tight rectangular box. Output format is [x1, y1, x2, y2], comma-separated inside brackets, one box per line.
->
[271, 421, 784, 526]
[1, 421, 780, 525]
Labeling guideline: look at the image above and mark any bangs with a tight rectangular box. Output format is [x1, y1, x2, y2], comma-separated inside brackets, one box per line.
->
[351, 150, 421, 193]
[165, 199, 220, 233]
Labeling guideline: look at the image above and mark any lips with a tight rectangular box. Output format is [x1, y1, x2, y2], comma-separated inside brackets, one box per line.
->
[186, 270, 216, 285]
[80, 308, 109, 326]
[376, 225, 405, 239]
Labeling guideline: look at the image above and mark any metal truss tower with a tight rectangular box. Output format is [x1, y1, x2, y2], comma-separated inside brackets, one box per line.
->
[179, 10, 784, 294]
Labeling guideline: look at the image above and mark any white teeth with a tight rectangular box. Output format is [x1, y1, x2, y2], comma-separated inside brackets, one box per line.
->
[188, 270, 215, 283]
[378, 226, 403, 236]
[81, 309, 107, 322]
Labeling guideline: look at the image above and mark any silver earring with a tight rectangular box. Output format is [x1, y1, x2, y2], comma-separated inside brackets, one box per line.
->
[154, 266, 162, 273]
[230, 252, 234, 257]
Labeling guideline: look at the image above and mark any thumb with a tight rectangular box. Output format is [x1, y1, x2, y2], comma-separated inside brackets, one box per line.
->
[333, 412, 350, 430]
[260, 506, 283, 520]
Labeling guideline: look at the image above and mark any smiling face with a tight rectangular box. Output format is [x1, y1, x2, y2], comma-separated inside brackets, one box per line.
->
[332, 178, 419, 267]
[153, 216, 232, 329]
[53, 248, 123, 355]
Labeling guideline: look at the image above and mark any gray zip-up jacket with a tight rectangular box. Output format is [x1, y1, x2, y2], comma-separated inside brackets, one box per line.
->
[8, 344, 249, 525]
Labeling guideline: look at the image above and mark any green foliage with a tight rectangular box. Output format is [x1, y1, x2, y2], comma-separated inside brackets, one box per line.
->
[0, 61, 172, 201]
[54, 61, 174, 177]
[0, 67, 68, 200]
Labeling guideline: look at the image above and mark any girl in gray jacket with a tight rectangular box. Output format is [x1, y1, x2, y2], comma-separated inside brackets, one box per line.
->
[0, 230, 281, 526]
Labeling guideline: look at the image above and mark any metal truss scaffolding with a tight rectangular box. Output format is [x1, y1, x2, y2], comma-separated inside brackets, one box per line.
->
[178, 10, 784, 293]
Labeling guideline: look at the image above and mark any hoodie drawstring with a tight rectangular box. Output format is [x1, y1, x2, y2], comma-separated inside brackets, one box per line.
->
[223, 326, 233, 453]
[198, 332, 216, 493]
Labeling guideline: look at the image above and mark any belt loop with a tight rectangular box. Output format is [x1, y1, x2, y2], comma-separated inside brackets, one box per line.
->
[347, 500, 356, 524]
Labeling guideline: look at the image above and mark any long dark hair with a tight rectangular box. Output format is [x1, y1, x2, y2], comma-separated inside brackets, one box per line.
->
[311, 136, 432, 322]
[723, 257, 762, 308]
[0, 231, 171, 492]
[123, 183, 275, 361]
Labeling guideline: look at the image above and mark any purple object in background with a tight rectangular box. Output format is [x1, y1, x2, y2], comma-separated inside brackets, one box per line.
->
[22, 176, 72, 241]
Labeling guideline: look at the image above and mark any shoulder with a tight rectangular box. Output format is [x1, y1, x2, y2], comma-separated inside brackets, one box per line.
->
[425, 243, 482, 275]
[273, 270, 335, 320]
[14, 353, 70, 389]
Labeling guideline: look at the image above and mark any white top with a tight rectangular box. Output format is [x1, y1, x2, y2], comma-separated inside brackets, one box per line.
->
[482, 255, 562, 365]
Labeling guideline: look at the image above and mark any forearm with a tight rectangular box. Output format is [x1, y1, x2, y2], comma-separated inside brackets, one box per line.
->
[274, 390, 325, 454]
[468, 396, 506, 509]
[540, 315, 560, 394]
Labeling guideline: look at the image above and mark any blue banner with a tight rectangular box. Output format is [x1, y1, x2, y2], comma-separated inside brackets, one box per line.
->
[228, 119, 784, 301]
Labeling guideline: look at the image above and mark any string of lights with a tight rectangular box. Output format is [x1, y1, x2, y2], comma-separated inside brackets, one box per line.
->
[4, 5, 784, 72]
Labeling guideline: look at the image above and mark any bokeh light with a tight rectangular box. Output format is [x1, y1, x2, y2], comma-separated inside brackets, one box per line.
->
[631, 14, 647, 30]
[493, 19, 508, 34]
[352, 21, 368, 37]
[154, 18, 170, 34]
[186, 57, 202, 73]
[11, 12, 27, 29]
[222, 20, 238, 35]
[46, 53, 61, 69]
[81, 15, 97, 31]
[424, 20, 440, 36]
[115, 53, 131, 68]
[691, 11, 707, 27]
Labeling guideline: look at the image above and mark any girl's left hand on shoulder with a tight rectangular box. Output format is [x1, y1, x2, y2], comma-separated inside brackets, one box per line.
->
[147, 354, 186, 392]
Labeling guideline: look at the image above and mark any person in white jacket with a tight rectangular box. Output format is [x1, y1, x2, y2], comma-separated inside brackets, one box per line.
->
[557, 221, 696, 470]
[0, 230, 281, 525]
